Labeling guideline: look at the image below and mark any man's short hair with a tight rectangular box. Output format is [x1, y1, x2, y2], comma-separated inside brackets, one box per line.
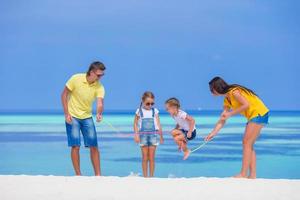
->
[87, 61, 106, 75]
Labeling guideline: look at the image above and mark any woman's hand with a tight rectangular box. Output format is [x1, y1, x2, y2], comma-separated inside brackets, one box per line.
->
[205, 132, 216, 141]
[134, 134, 140, 143]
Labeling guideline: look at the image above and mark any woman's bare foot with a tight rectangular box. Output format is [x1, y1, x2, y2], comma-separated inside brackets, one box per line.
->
[183, 149, 191, 160]
[248, 175, 256, 179]
[233, 173, 247, 178]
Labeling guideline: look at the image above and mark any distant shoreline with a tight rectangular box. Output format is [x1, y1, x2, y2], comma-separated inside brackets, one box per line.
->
[0, 110, 300, 115]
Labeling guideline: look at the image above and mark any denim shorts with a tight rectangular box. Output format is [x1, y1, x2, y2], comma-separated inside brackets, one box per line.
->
[248, 112, 269, 125]
[139, 133, 159, 147]
[65, 117, 98, 147]
[180, 129, 196, 141]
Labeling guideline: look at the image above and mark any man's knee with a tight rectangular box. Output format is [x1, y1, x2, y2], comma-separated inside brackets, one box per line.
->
[72, 146, 80, 151]
[90, 146, 99, 152]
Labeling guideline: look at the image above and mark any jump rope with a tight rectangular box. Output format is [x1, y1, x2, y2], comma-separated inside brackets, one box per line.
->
[102, 120, 210, 154]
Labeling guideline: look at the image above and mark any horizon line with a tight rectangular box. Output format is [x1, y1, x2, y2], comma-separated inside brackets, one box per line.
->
[0, 109, 299, 115]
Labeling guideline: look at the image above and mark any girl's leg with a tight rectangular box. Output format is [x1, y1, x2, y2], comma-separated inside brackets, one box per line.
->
[148, 146, 157, 177]
[141, 146, 149, 177]
[235, 123, 262, 178]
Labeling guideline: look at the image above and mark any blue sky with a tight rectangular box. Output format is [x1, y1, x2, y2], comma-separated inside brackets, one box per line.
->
[0, 0, 299, 111]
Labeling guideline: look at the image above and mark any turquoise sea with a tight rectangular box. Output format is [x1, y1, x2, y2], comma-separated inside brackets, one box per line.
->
[0, 111, 299, 179]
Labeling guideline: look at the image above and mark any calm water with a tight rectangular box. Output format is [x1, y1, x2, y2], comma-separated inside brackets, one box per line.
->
[0, 111, 299, 179]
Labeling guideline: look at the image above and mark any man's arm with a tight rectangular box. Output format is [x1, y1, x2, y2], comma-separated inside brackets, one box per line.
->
[61, 87, 72, 123]
[96, 97, 104, 122]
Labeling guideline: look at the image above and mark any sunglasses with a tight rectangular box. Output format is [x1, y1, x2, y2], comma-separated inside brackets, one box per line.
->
[145, 102, 155, 106]
[95, 72, 104, 78]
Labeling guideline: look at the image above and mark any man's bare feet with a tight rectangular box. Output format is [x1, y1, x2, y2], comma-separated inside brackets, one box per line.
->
[233, 173, 247, 178]
[183, 149, 191, 160]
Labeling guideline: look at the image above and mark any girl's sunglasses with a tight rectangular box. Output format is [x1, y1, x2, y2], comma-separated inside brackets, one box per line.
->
[145, 102, 155, 106]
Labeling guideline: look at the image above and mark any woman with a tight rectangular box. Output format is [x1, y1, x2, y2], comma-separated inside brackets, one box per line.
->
[205, 77, 269, 179]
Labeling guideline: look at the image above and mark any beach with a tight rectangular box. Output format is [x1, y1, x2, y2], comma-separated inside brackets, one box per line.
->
[1, 175, 299, 200]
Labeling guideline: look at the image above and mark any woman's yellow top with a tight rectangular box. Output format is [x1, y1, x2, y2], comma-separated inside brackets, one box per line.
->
[223, 87, 269, 120]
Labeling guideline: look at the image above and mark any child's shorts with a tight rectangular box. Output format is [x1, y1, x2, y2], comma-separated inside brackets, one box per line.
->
[180, 129, 196, 140]
[247, 112, 269, 125]
[139, 133, 159, 147]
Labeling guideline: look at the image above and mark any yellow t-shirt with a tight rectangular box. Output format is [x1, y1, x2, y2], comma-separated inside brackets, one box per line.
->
[223, 87, 269, 120]
[66, 73, 105, 119]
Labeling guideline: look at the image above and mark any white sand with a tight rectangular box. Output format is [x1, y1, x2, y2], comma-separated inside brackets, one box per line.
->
[0, 175, 299, 200]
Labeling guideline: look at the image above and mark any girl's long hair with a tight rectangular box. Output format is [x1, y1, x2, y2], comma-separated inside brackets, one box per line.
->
[209, 76, 257, 96]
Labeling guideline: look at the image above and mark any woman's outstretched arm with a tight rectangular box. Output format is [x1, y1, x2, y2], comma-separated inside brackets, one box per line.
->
[205, 107, 229, 141]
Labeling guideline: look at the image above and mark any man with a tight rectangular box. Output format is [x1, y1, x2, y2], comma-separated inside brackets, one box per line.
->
[61, 61, 105, 176]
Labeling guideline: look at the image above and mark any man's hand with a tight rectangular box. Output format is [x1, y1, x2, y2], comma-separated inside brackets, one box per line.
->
[65, 113, 72, 124]
[96, 113, 103, 122]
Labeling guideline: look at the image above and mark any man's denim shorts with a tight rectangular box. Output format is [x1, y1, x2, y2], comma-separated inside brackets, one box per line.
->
[65, 117, 98, 147]
[139, 133, 159, 147]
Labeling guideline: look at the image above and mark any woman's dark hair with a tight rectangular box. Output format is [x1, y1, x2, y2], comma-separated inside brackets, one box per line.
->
[140, 91, 155, 108]
[87, 61, 106, 75]
[209, 76, 257, 96]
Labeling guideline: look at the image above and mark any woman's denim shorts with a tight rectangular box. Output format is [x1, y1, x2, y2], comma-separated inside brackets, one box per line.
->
[248, 112, 269, 125]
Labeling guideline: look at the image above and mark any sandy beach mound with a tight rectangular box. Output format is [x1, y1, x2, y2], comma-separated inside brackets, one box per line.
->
[0, 175, 299, 200]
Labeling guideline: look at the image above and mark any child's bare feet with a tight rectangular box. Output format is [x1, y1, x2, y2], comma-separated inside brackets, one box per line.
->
[183, 149, 191, 160]
[233, 173, 247, 178]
